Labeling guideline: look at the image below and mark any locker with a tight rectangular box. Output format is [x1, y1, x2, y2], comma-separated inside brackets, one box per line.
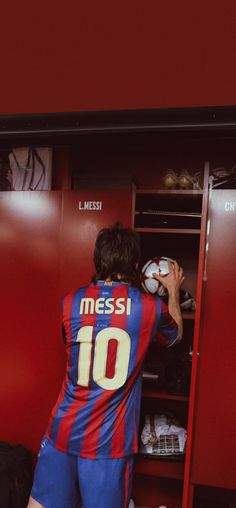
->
[1, 107, 236, 507]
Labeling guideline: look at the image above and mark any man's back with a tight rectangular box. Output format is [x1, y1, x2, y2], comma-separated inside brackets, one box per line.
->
[46, 281, 178, 458]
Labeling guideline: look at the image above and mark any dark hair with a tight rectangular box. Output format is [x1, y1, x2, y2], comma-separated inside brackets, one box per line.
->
[93, 223, 141, 285]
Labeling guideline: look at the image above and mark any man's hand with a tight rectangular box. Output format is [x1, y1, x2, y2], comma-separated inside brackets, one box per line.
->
[152, 260, 184, 295]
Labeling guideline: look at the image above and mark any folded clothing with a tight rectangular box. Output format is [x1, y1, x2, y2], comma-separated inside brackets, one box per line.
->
[140, 413, 187, 456]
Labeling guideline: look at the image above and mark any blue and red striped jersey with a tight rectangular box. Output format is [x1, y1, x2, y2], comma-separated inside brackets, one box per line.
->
[46, 281, 178, 458]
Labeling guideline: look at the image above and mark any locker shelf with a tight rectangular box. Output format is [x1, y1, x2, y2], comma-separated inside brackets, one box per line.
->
[135, 227, 201, 234]
[134, 454, 185, 480]
[142, 390, 189, 402]
[135, 189, 203, 231]
[182, 311, 195, 320]
[136, 189, 203, 195]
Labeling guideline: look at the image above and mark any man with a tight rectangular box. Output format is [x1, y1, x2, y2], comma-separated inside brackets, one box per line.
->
[28, 223, 183, 508]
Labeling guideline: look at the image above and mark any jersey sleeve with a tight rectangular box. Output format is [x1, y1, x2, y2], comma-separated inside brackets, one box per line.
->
[154, 297, 179, 347]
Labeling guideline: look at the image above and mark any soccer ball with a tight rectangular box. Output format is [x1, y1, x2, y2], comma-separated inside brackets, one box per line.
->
[141, 257, 174, 296]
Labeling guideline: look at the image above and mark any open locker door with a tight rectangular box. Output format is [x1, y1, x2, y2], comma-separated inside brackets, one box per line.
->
[191, 190, 236, 490]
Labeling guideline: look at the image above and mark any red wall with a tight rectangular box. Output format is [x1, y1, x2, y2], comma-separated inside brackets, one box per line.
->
[0, 190, 132, 456]
[0, 0, 236, 114]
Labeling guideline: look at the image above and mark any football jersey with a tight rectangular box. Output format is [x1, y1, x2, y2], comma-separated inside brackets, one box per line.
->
[46, 281, 178, 458]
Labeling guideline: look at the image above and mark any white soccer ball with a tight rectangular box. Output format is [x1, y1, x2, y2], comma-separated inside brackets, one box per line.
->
[141, 257, 174, 296]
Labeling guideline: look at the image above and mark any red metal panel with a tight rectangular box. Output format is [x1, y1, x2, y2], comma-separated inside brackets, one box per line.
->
[60, 189, 133, 296]
[133, 475, 182, 508]
[191, 190, 236, 489]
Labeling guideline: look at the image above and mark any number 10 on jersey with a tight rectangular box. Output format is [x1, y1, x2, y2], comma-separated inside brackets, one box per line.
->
[76, 326, 131, 390]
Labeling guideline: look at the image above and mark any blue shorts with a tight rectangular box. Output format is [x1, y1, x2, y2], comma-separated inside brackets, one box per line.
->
[31, 437, 134, 508]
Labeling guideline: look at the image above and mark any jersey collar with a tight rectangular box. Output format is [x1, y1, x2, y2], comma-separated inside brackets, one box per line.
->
[95, 280, 129, 287]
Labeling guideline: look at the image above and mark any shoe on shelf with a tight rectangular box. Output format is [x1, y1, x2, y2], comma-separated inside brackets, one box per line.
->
[162, 169, 178, 189]
[178, 169, 201, 190]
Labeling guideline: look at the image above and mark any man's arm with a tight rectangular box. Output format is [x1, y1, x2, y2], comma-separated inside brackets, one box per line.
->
[153, 260, 184, 344]
[167, 287, 183, 343]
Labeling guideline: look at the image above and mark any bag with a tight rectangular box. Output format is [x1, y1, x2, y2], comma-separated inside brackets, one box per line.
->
[0, 441, 32, 508]
[143, 347, 192, 396]
[165, 353, 192, 395]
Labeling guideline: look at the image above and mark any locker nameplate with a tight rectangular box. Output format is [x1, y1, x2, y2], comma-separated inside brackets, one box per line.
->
[224, 201, 236, 212]
[78, 201, 103, 211]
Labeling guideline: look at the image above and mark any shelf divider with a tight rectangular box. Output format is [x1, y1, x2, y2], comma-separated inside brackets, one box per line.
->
[134, 455, 185, 480]
[136, 189, 203, 195]
[135, 227, 201, 234]
[142, 390, 189, 402]
[182, 311, 195, 320]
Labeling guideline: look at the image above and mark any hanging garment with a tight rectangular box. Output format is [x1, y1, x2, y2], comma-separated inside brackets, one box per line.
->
[9, 147, 52, 190]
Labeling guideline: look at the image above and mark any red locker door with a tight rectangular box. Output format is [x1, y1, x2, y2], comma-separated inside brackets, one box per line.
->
[60, 189, 133, 296]
[191, 190, 236, 489]
[0, 191, 65, 455]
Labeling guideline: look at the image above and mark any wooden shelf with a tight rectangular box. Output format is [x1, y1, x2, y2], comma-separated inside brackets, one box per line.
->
[142, 390, 189, 402]
[135, 227, 201, 234]
[136, 189, 203, 195]
[182, 311, 195, 320]
[134, 454, 185, 480]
